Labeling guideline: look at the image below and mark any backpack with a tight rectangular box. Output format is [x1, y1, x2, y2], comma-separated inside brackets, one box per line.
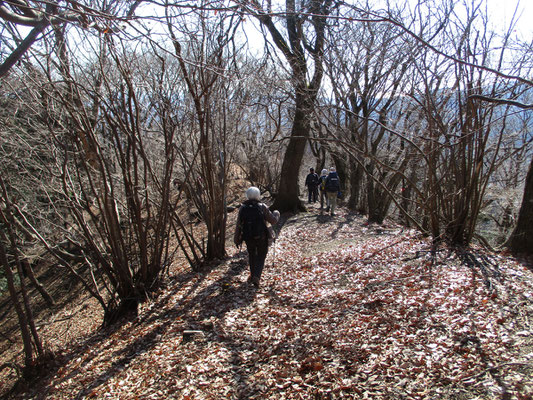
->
[319, 176, 326, 191]
[240, 202, 267, 241]
[325, 174, 340, 192]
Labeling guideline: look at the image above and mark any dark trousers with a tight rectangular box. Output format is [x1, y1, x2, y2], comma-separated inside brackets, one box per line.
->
[245, 238, 269, 279]
[308, 185, 318, 203]
[320, 190, 329, 209]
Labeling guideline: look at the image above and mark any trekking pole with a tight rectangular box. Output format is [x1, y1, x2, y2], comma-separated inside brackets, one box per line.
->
[272, 240, 276, 268]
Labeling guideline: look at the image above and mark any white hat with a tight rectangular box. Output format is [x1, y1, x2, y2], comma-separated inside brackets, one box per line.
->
[329, 166, 336, 172]
[245, 186, 261, 201]
[321, 169, 328, 175]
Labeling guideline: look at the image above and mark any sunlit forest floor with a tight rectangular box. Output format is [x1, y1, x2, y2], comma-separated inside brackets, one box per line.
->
[1, 204, 532, 399]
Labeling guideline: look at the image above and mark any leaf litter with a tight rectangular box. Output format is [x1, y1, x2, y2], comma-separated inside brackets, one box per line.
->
[13, 207, 533, 399]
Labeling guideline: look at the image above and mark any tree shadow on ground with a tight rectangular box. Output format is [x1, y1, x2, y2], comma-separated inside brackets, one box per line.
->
[17, 250, 263, 399]
[11, 215, 532, 399]
[281, 207, 355, 227]
[329, 211, 363, 237]
[0, 262, 90, 348]
[5, 207, 395, 399]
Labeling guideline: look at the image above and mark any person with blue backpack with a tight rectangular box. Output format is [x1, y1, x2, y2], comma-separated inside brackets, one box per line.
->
[234, 187, 280, 288]
[324, 167, 341, 216]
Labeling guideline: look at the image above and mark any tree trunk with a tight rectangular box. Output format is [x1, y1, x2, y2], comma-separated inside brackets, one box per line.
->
[366, 162, 382, 223]
[347, 158, 365, 213]
[399, 168, 417, 227]
[271, 98, 310, 213]
[0, 242, 35, 372]
[21, 259, 55, 307]
[0, 178, 43, 368]
[254, 0, 332, 213]
[367, 179, 386, 224]
[332, 154, 348, 196]
[507, 158, 533, 255]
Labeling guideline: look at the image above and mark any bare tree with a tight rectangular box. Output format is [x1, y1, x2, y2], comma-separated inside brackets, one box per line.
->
[316, 0, 532, 247]
[240, 0, 334, 212]
[234, 59, 291, 196]
[2, 25, 205, 323]
[0, 177, 44, 376]
[165, 2, 246, 260]
[411, 2, 530, 244]
[323, 13, 415, 223]
[0, 76, 57, 306]
[0, 0, 143, 78]
[507, 158, 533, 254]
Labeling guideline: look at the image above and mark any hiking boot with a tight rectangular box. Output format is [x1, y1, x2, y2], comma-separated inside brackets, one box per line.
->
[326, 206, 330, 212]
[251, 276, 260, 288]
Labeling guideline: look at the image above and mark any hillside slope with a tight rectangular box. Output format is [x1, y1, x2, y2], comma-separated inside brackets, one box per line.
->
[4, 205, 533, 399]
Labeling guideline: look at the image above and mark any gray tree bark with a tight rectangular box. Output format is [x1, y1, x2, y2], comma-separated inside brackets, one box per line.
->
[507, 158, 533, 255]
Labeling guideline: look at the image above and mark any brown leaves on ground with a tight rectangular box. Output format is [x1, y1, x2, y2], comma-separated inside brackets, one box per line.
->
[5, 207, 533, 399]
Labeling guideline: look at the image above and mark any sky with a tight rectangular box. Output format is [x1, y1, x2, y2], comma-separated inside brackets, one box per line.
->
[241, 0, 532, 44]
[483, 0, 531, 39]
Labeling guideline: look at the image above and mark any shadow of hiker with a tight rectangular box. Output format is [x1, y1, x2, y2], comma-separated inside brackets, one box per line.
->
[281, 210, 330, 227]
[315, 213, 331, 224]
[192, 253, 259, 321]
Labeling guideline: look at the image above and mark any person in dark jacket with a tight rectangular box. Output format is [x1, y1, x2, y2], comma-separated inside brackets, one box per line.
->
[305, 168, 319, 203]
[324, 167, 341, 216]
[234, 187, 280, 287]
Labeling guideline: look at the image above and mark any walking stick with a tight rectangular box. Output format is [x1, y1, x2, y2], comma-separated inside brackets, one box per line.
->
[272, 241, 276, 268]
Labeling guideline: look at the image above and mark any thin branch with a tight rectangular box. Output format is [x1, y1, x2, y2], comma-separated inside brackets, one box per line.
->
[0, 4, 40, 25]
[338, 1, 533, 88]
[0, 19, 49, 78]
[470, 94, 533, 110]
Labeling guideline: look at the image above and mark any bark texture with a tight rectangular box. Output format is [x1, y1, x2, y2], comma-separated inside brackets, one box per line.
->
[507, 158, 533, 255]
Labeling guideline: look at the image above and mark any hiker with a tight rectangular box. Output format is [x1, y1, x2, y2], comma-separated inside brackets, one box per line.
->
[305, 168, 319, 203]
[318, 168, 329, 210]
[234, 186, 280, 288]
[324, 167, 341, 216]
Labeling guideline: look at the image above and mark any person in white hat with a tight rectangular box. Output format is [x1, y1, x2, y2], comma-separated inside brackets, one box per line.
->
[234, 187, 280, 287]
